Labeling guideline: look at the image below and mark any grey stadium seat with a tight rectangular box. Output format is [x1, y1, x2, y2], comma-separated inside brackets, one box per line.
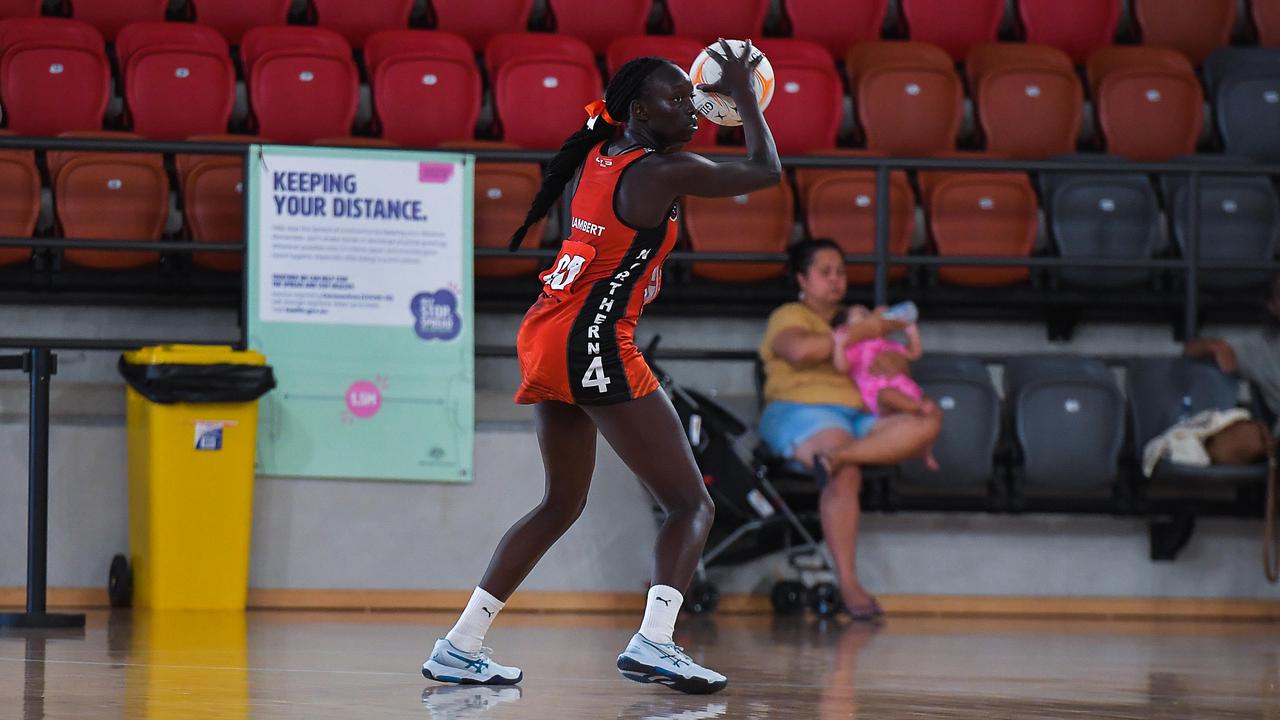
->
[1040, 159, 1160, 289]
[1162, 164, 1280, 290]
[1127, 356, 1266, 485]
[1203, 48, 1280, 163]
[898, 354, 1000, 490]
[1005, 355, 1125, 490]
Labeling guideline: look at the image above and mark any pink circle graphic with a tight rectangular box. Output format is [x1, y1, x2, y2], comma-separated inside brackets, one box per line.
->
[345, 381, 382, 418]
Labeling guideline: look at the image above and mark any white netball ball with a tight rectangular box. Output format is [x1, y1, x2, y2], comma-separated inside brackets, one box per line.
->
[688, 39, 774, 127]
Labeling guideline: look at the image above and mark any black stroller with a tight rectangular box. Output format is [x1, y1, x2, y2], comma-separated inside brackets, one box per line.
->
[643, 337, 845, 616]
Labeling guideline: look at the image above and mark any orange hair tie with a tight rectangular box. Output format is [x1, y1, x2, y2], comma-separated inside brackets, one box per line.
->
[583, 99, 618, 126]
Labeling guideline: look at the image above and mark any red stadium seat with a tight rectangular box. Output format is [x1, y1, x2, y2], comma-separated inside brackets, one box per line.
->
[967, 43, 1082, 158]
[782, 0, 888, 60]
[901, 0, 1003, 61]
[189, 0, 291, 45]
[181, 157, 244, 272]
[605, 35, 716, 147]
[312, 136, 398, 147]
[665, 0, 769, 43]
[52, 131, 167, 269]
[46, 129, 138, 179]
[754, 39, 842, 154]
[0, 18, 109, 135]
[846, 41, 962, 156]
[116, 22, 235, 139]
[920, 164, 1037, 286]
[1134, 0, 1235, 64]
[312, 0, 414, 47]
[440, 140, 545, 278]
[1087, 46, 1203, 161]
[486, 33, 601, 149]
[549, 0, 651, 55]
[0, 0, 41, 19]
[68, 0, 166, 40]
[0, 130, 40, 266]
[685, 151, 792, 283]
[1257, 0, 1280, 47]
[175, 133, 262, 193]
[794, 150, 914, 284]
[606, 35, 705, 74]
[431, 0, 533, 51]
[365, 30, 481, 147]
[241, 25, 352, 71]
[1017, 0, 1119, 65]
[0, 15, 101, 49]
[241, 27, 358, 144]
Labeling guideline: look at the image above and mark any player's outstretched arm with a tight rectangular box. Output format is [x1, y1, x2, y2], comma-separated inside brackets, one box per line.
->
[654, 39, 781, 199]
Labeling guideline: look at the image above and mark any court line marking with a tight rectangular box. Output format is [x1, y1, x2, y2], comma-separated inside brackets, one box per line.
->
[0, 656, 416, 677]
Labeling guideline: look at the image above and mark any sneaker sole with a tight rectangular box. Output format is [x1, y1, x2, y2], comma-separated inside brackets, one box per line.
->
[616, 655, 727, 695]
[422, 662, 522, 686]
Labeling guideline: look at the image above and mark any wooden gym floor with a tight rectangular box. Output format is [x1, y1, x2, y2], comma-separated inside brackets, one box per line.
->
[2, 610, 1278, 719]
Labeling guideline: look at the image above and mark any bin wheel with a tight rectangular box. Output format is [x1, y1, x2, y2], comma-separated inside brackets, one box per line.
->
[770, 581, 809, 615]
[810, 582, 842, 617]
[108, 554, 132, 608]
[683, 580, 719, 615]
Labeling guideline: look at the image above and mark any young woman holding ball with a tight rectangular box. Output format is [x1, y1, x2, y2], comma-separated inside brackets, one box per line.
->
[422, 39, 778, 695]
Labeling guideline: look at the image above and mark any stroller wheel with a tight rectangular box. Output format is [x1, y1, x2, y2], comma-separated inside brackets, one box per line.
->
[810, 582, 842, 617]
[684, 580, 720, 615]
[770, 581, 808, 615]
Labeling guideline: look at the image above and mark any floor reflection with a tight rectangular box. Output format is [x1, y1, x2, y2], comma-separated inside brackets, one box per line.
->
[2, 611, 1278, 719]
[420, 685, 522, 720]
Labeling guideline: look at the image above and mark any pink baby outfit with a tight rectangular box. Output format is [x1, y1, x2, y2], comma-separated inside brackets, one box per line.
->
[844, 337, 922, 415]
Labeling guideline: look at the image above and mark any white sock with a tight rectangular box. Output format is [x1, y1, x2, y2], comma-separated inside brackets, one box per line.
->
[638, 584, 682, 645]
[445, 587, 504, 653]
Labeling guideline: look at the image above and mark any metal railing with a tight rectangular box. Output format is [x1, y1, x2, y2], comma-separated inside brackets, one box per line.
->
[1, 135, 1278, 346]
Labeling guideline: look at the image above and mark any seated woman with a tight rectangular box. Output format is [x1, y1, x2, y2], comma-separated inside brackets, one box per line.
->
[758, 239, 942, 620]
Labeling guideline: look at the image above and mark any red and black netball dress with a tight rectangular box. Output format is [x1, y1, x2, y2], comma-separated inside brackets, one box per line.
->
[514, 141, 678, 406]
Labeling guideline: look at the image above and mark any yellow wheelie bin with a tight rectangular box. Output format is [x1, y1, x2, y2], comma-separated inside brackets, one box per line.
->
[117, 345, 275, 610]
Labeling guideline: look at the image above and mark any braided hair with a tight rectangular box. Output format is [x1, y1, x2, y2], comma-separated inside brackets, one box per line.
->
[508, 56, 672, 250]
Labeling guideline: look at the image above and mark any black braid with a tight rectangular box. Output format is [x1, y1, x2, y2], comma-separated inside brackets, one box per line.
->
[508, 57, 672, 250]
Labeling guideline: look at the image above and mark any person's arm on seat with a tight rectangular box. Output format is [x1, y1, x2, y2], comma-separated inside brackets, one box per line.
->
[1185, 337, 1238, 373]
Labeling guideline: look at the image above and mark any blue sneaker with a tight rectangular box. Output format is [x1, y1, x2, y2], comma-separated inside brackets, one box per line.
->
[616, 633, 727, 695]
[422, 638, 522, 685]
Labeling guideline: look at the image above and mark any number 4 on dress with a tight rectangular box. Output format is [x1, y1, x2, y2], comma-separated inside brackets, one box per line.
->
[581, 356, 611, 393]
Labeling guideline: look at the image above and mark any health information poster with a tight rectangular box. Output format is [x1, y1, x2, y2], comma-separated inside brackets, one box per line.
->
[246, 145, 474, 482]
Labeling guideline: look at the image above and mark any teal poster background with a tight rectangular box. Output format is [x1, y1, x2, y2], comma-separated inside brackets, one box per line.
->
[247, 145, 474, 482]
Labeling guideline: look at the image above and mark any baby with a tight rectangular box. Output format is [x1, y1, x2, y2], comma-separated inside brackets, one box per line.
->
[834, 305, 939, 470]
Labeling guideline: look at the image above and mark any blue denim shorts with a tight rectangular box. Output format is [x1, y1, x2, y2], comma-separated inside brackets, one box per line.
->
[758, 401, 878, 459]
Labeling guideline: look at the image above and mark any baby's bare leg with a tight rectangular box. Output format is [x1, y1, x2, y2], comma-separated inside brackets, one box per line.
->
[877, 390, 941, 471]
[877, 387, 923, 415]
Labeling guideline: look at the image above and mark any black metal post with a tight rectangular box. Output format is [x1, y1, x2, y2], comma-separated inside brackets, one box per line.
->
[0, 348, 85, 629]
[239, 144, 254, 351]
[26, 348, 51, 614]
[1184, 171, 1200, 341]
[873, 165, 890, 307]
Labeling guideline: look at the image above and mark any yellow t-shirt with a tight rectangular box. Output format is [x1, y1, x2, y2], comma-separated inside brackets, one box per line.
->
[758, 302, 864, 408]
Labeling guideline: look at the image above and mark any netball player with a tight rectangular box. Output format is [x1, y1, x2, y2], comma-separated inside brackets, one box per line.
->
[423, 40, 779, 694]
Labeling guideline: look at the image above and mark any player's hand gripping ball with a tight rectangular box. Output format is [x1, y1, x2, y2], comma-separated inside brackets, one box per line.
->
[689, 38, 774, 127]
